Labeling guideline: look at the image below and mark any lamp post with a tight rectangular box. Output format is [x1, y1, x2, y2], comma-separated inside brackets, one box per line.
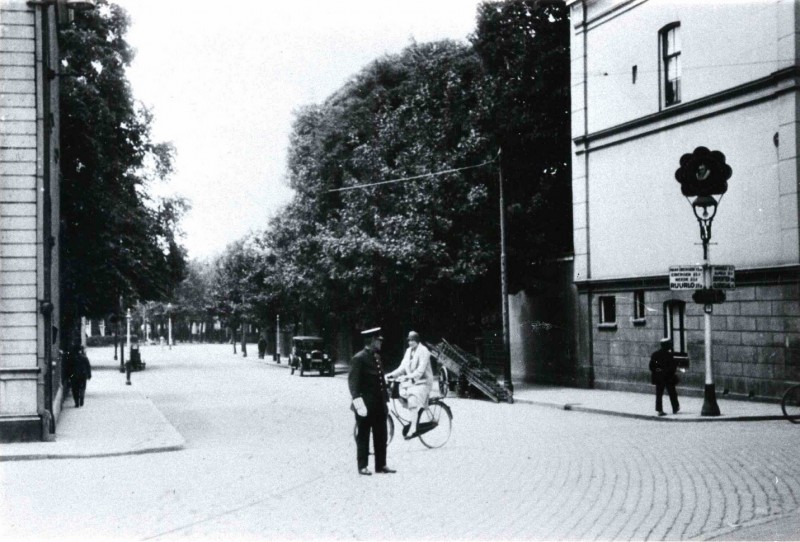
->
[275, 314, 281, 363]
[126, 308, 132, 356]
[675, 147, 732, 417]
[167, 303, 173, 350]
[143, 303, 149, 344]
[498, 148, 513, 397]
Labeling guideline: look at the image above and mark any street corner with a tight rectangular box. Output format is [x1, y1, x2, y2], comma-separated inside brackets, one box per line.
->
[0, 371, 185, 462]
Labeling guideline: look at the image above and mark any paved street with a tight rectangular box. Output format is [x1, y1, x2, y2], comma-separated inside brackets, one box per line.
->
[1, 344, 799, 541]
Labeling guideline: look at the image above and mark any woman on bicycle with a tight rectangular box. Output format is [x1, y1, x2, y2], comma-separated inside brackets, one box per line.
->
[386, 331, 433, 439]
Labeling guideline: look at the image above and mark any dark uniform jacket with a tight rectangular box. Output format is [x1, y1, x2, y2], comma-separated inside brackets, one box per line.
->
[348, 347, 388, 413]
[68, 351, 92, 382]
[649, 349, 677, 385]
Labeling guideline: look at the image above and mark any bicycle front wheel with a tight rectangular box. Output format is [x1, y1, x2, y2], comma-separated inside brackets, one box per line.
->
[782, 384, 800, 423]
[417, 402, 452, 449]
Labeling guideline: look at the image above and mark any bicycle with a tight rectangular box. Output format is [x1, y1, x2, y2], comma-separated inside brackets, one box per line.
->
[353, 378, 453, 450]
[782, 383, 800, 423]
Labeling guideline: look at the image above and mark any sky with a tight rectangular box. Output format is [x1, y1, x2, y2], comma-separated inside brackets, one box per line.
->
[121, 0, 484, 260]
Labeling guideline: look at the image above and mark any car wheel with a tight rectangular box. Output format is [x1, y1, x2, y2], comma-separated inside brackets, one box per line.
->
[328, 364, 335, 376]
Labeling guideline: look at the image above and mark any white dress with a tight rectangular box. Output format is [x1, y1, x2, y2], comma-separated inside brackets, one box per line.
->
[388, 343, 433, 406]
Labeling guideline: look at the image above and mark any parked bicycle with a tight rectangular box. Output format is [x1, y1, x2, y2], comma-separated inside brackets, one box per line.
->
[354, 378, 453, 450]
[782, 383, 800, 423]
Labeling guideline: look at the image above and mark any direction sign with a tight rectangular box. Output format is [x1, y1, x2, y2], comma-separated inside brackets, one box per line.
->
[712, 265, 735, 289]
[669, 265, 704, 290]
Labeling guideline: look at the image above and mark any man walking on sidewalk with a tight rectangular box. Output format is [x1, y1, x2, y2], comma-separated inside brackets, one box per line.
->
[67, 345, 92, 407]
[650, 338, 680, 416]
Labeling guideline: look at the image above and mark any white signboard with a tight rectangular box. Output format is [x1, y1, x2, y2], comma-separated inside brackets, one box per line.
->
[669, 265, 703, 290]
[712, 265, 735, 289]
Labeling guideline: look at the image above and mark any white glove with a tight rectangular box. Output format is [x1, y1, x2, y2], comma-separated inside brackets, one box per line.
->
[352, 397, 367, 417]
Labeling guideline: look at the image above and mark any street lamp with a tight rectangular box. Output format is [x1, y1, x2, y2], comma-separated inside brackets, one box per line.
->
[167, 303, 173, 350]
[675, 146, 732, 416]
[143, 303, 149, 344]
[275, 314, 281, 363]
[126, 308, 132, 359]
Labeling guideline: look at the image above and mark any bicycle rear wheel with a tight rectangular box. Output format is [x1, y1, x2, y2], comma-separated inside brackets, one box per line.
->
[417, 402, 452, 449]
[782, 384, 800, 423]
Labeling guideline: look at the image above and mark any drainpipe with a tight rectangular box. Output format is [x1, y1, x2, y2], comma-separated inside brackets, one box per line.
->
[30, 0, 56, 435]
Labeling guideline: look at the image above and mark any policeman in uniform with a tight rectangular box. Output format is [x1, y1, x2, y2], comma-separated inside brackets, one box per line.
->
[348, 327, 396, 475]
[649, 337, 680, 416]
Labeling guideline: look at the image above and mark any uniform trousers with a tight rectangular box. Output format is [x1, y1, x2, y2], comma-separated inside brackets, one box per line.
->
[355, 402, 387, 470]
[71, 377, 87, 407]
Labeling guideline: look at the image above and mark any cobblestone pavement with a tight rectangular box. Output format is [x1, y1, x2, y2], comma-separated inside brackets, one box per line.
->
[1, 344, 799, 540]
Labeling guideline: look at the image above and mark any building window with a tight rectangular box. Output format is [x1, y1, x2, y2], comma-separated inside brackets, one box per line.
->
[599, 296, 616, 327]
[661, 23, 681, 106]
[633, 290, 646, 323]
[663, 300, 686, 354]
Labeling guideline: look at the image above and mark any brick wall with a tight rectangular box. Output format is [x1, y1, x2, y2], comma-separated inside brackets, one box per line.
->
[588, 283, 800, 400]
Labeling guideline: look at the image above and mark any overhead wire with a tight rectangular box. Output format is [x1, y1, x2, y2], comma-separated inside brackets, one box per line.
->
[326, 158, 496, 193]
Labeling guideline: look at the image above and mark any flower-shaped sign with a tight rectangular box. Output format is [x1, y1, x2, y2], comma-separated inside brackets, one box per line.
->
[674, 146, 732, 197]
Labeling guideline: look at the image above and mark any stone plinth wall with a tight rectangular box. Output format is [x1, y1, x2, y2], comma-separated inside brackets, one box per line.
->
[585, 282, 800, 400]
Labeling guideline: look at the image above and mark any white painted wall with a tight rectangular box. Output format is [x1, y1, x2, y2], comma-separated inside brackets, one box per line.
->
[0, 0, 42, 430]
[585, 0, 784, 134]
[589, 99, 792, 278]
[571, 0, 800, 281]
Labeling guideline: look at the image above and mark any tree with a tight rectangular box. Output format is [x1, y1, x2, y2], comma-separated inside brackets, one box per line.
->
[275, 40, 500, 351]
[471, 0, 572, 292]
[58, 0, 187, 346]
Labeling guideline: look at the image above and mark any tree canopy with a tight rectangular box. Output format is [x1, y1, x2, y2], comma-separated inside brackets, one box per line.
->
[59, 0, 188, 342]
[263, 39, 502, 347]
[162, 0, 572, 356]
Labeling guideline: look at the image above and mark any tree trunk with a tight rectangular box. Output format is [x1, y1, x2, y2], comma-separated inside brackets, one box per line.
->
[241, 325, 247, 357]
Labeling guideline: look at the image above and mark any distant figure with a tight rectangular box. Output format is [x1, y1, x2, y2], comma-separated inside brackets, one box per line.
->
[650, 338, 680, 416]
[68, 345, 92, 407]
[257, 336, 267, 359]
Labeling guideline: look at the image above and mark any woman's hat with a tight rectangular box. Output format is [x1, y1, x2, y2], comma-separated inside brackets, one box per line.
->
[660, 337, 671, 344]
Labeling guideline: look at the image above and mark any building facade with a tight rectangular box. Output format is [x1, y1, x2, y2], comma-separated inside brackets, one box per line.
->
[0, 0, 62, 441]
[569, 0, 800, 399]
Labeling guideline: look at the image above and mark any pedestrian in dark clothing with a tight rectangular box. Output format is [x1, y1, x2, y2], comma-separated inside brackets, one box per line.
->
[650, 338, 679, 416]
[68, 345, 92, 408]
[257, 336, 267, 359]
[348, 327, 396, 476]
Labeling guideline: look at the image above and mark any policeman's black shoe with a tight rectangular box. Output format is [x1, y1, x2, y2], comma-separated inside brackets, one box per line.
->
[673, 406, 680, 414]
[376, 467, 396, 474]
[358, 467, 372, 476]
[657, 411, 667, 416]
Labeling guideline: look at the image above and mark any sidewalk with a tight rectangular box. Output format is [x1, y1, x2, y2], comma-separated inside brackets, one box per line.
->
[511, 382, 786, 422]
[255, 353, 785, 422]
[0, 358, 184, 462]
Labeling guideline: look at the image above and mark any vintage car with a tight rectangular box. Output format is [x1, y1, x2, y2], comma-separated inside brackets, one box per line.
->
[288, 336, 334, 376]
